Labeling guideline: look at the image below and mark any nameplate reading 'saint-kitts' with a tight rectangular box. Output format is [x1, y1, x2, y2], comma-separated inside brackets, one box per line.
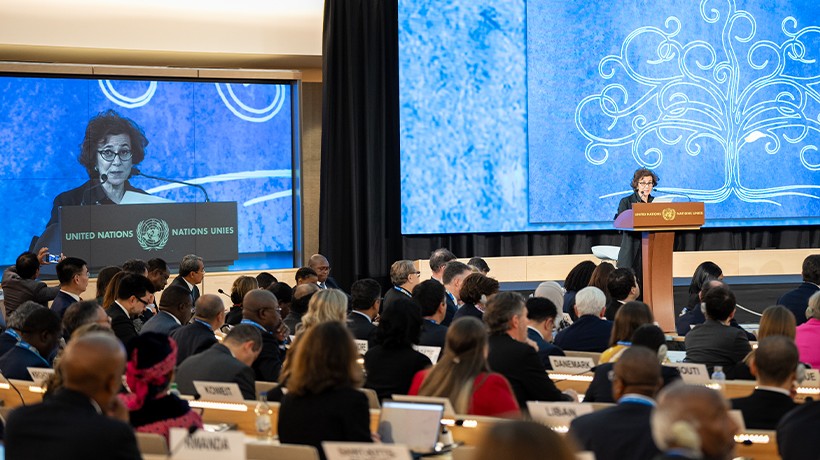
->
[526, 402, 593, 427]
[669, 363, 710, 384]
[549, 356, 596, 374]
[192, 381, 244, 402]
[169, 427, 245, 460]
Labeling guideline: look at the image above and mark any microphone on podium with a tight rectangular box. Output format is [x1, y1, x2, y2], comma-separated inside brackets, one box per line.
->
[130, 167, 210, 202]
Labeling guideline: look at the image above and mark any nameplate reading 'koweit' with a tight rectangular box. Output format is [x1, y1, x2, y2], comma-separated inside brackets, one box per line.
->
[192, 381, 244, 402]
[323, 442, 413, 460]
[169, 428, 244, 460]
[526, 402, 593, 428]
[669, 363, 710, 384]
[549, 356, 595, 374]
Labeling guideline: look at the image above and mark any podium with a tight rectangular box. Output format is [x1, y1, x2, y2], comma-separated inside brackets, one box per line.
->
[614, 202, 705, 332]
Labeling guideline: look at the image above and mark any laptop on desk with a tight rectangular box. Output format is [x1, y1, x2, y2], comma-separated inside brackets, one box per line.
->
[378, 400, 446, 455]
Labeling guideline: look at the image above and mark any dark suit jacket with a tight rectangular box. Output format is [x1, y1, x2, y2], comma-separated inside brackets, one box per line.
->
[0, 330, 19, 357]
[364, 345, 432, 401]
[170, 320, 217, 365]
[584, 363, 681, 403]
[676, 304, 706, 336]
[487, 333, 568, 409]
[0, 345, 50, 380]
[615, 192, 653, 274]
[778, 282, 820, 325]
[777, 399, 820, 460]
[139, 310, 182, 336]
[175, 343, 256, 400]
[169, 275, 200, 304]
[684, 319, 751, 374]
[420, 320, 448, 349]
[50, 290, 79, 318]
[527, 327, 565, 370]
[347, 311, 377, 343]
[283, 311, 303, 335]
[553, 315, 613, 352]
[224, 305, 243, 326]
[106, 303, 138, 346]
[381, 286, 412, 314]
[278, 386, 372, 460]
[441, 292, 458, 327]
[5, 388, 141, 460]
[453, 303, 483, 322]
[604, 298, 625, 321]
[569, 401, 660, 460]
[1, 268, 60, 315]
[321, 276, 341, 290]
[251, 331, 284, 382]
[731, 389, 797, 430]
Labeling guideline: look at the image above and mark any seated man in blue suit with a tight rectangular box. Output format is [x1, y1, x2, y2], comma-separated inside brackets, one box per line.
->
[50, 257, 90, 319]
[778, 254, 820, 325]
[140, 284, 193, 336]
[553, 287, 612, 353]
[525, 296, 564, 369]
[0, 306, 61, 379]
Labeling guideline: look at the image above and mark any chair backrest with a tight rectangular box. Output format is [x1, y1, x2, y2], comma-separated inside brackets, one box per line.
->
[359, 387, 380, 409]
[255, 381, 279, 398]
[247, 443, 321, 460]
[564, 350, 601, 365]
[136, 432, 169, 455]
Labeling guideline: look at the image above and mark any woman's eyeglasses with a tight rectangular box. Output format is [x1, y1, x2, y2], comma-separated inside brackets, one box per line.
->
[98, 148, 132, 162]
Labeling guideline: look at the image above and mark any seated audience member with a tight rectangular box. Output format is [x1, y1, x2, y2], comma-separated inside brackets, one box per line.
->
[50, 257, 90, 318]
[299, 288, 348, 335]
[278, 322, 371, 459]
[777, 397, 820, 459]
[585, 324, 681, 403]
[95, 266, 122, 305]
[474, 420, 576, 460]
[604, 267, 640, 321]
[308, 253, 340, 290]
[429, 248, 457, 284]
[553, 287, 612, 352]
[684, 285, 752, 377]
[284, 283, 319, 332]
[146, 258, 170, 292]
[442, 261, 473, 326]
[224, 275, 258, 326]
[267, 281, 293, 320]
[651, 384, 739, 460]
[569, 346, 663, 460]
[562, 260, 596, 320]
[122, 259, 149, 276]
[294, 266, 319, 285]
[175, 324, 262, 400]
[733, 304, 798, 380]
[44, 324, 116, 399]
[796, 292, 820, 369]
[467, 256, 490, 275]
[106, 274, 156, 346]
[382, 260, 421, 313]
[140, 285, 193, 336]
[364, 297, 431, 401]
[534, 280, 571, 330]
[683, 261, 723, 314]
[119, 333, 202, 440]
[731, 336, 799, 429]
[600, 301, 653, 363]
[410, 316, 520, 417]
[525, 297, 565, 370]
[242, 289, 286, 382]
[101, 271, 127, 309]
[0, 301, 43, 356]
[5, 333, 142, 459]
[453, 273, 499, 322]
[347, 278, 381, 343]
[777, 254, 820, 325]
[169, 254, 204, 305]
[413, 279, 449, 348]
[1, 248, 60, 315]
[256, 271, 277, 290]
[63, 300, 111, 340]
[170, 294, 224, 364]
[486, 292, 573, 408]
[0, 307, 61, 379]
[588, 261, 615, 304]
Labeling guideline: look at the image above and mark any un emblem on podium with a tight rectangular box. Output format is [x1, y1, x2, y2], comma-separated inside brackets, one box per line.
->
[662, 208, 677, 221]
[137, 218, 170, 251]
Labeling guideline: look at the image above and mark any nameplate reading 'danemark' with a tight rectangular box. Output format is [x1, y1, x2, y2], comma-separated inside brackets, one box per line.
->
[549, 356, 596, 374]
[193, 381, 244, 402]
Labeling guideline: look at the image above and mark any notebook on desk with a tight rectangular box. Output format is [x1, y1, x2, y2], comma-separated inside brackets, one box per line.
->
[377, 400, 445, 455]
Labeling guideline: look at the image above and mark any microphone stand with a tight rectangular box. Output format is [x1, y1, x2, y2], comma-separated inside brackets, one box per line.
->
[131, 167, 210, 202]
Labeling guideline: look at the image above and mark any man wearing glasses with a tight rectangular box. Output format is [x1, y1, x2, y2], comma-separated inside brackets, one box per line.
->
[106, 273, 156, 346]
[615, 168, 658, 282]
[170, 254, 205, 305]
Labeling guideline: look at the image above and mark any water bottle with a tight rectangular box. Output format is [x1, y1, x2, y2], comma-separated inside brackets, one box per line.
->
[169, 382, 181, 397]
[711, 365, 726, 391]
[255, 392, 273, 440]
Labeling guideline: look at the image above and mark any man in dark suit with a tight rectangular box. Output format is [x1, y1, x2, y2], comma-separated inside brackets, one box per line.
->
[731, 336, 798, 429]
[1, 249, 60, 315]
[308, 253, 342, 290]
[0, 306, 61, 379]
[5, 332, 141, 460]
[382, 260, 421, 313]
[441, 261, 472, 327]
[171, 294, 224, 364]
[347, 278, 380, 344]
[50, 257, 89, 318]
[525, 297, 564, 370]
[140, 284, 192, 336]
[242, 289, 286, 382]
[684, 285, 751, 376]
[486, 292, 573, 408]
[413, 279, 448, 348]
[777, 254, 820, 325]
[284, 283, 318, 332]
[777, 399, 820, 460]
[175, 324, 262, 400]
[146, 257, 171, 292]
[604, 267, 639, 321]
[0, 301, 43, 356]
[169, 254, 204, 305]
[106, 274, 155, 346]
[553, 287, 613, 352]
[569, 346, 663, 460]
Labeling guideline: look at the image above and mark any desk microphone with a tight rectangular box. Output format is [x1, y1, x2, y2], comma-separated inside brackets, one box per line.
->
[130, 167, 210, 202]
[217, 288, 231, 298]
[218, 288, 242, 305]
[80, 174, 108, 205]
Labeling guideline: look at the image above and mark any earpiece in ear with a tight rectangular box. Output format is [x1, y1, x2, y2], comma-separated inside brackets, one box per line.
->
[796, 363, 807, 385]
[479, 294, 488, 305]
[670, 421, 701, 452]
[657, 344, 668, 363]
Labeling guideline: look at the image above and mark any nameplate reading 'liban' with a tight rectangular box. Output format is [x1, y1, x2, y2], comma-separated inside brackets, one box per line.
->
[526, 402, 593, 427]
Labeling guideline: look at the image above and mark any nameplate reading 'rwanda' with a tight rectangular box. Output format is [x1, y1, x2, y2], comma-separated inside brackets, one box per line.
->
[61, 202, 238, 269]
[526, 402, 593, 427]
[669, 363, 710, 384]
[549, 356, 596, 374]
[323, 442, 413, 460]
[193, 381, 244, 402]
[169, 428, 244, 460]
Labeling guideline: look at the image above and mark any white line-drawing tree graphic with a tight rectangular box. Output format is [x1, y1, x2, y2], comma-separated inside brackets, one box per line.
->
[575, 0, 820, 205]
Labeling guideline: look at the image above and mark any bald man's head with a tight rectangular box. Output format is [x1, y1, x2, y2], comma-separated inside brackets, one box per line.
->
[308, 254, 330, 282]
[60, 332, 126, 408]
[612, 346, 662, 399]
[242, 289, 281, 330]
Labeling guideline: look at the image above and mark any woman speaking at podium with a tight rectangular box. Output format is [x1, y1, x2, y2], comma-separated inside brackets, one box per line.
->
[615, 168, 659, 282]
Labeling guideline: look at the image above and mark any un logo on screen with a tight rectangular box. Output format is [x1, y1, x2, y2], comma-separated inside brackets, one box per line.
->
[136, 218, 170, 251]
